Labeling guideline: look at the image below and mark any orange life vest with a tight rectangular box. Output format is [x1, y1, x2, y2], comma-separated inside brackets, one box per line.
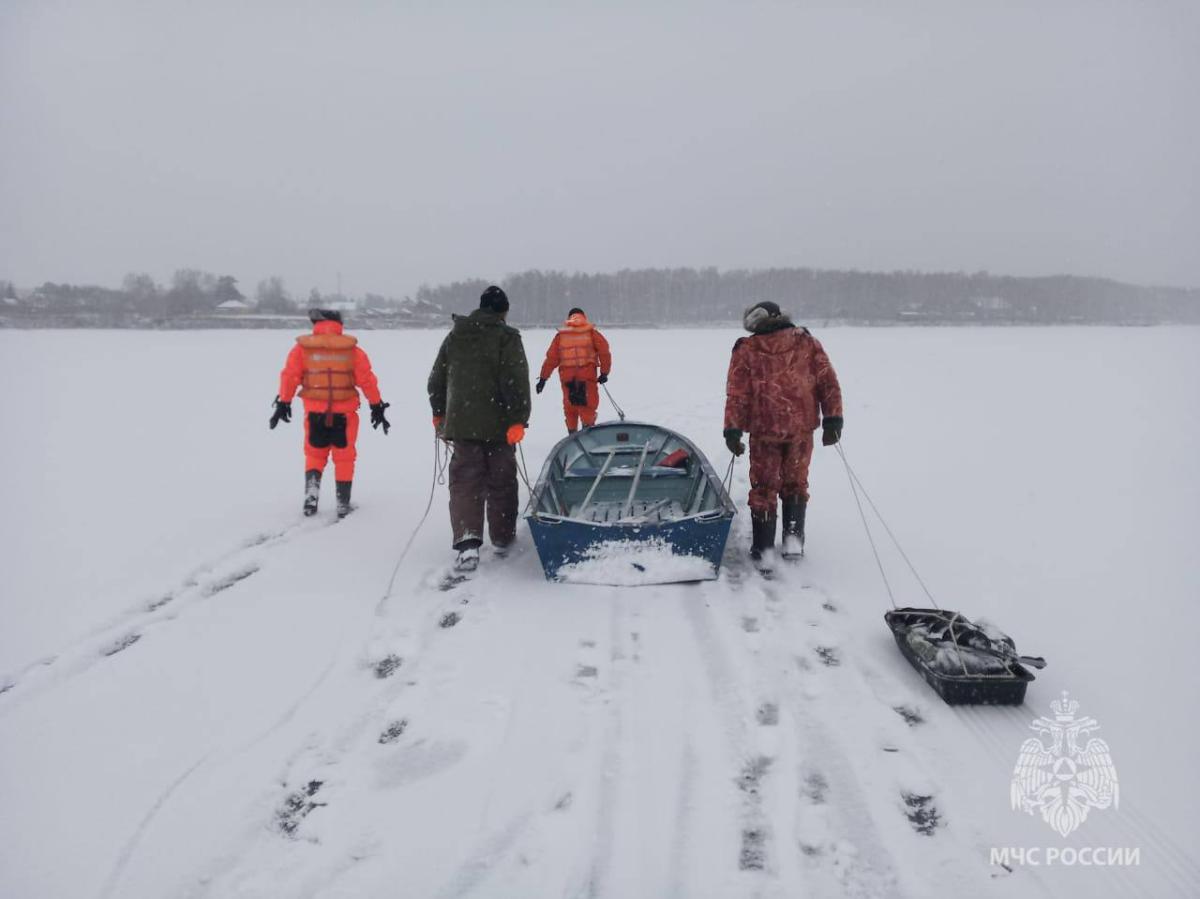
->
[558, 317, 598, 370]
[297, 333, 358, 410]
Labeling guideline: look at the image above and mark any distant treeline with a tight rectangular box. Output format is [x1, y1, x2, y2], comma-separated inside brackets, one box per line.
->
[3, 266, 1198, 328]
[417, 268, 1200, 326]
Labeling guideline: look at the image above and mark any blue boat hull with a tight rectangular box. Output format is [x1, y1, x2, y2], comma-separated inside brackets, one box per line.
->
[525, 420, 737, 584]
[527, 512, 733, 583]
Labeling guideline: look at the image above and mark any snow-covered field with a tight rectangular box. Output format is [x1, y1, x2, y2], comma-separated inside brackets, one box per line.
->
[1, 326, 1197, 898]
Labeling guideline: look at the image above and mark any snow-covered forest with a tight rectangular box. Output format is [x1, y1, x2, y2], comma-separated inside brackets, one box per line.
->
[3, 267, 1198, 328]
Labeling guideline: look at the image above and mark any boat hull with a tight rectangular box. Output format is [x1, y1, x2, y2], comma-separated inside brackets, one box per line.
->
[525, 420, 737, 585]
[527, 512, 733, 584]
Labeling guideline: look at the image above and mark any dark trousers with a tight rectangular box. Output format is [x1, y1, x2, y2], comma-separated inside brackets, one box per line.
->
[448, 440, 518, 549]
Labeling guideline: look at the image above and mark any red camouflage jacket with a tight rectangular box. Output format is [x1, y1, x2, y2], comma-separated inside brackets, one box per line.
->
[724, 327, 843, 439]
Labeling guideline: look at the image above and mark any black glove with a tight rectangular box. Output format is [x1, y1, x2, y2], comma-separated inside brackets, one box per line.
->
[535, 378, 547, 394]
[597, 372, 608, 384]
[370, 401, 391, 434]
[723, 427, 745, 456]
[822, 416, 843, 447]
[269, 397, 292, 429]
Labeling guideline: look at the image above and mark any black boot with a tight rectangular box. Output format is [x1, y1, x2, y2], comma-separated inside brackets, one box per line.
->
[304, 470, 321, 517]
[750, 511, 777, 562]
[781, 495, 806, 559]
[335, 480, 352, 519]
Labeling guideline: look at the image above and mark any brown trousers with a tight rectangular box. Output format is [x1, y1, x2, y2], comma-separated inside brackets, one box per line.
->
[748, 433, 814, 514]
[448, 440, 518, 549]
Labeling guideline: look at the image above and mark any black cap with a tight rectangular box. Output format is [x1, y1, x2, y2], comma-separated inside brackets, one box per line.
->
[480, 285, 509, 313]
[568, 307, 584, 317]
[308, 308, 343, 324]
[751, 301, 781, 317]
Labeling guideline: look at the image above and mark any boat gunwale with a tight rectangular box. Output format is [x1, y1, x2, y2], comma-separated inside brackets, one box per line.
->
[527, 419, 737, 522]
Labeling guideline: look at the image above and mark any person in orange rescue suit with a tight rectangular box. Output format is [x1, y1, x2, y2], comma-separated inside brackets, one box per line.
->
[536, 307, 612, 433]
[270, 309, 391, 519]
[723, 301, 843, 563]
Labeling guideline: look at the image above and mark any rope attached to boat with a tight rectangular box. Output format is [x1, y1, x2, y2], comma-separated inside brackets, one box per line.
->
[721, 453, 736, 497]
[376, 430, 450, 614]
[601, 383, 626, 421]
[517, 443, 537, 515]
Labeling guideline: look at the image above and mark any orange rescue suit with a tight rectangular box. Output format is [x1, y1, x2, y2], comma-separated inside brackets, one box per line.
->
[539, 312, 612, 431]
[278, 319, 382, 480]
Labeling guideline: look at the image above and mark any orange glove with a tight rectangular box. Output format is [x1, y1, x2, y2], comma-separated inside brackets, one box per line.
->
[506, 423, 526, 445]
[433, 416, 444, 430]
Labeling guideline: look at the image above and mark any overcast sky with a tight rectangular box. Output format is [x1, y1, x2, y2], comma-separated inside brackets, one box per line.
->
[2, 0, 1197, 297]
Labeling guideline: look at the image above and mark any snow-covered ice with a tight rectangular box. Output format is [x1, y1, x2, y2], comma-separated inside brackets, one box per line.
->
[1, 326, 1198, 898]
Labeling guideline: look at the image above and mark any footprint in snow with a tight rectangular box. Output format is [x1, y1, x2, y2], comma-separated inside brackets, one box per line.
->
[205, 565, 259, 596]
[102, 633, 141, 657]
[276, 780, 325, 837]
[902, 791, 942, 835]
[756, 702, 779, 726]
[378, 719, 408, 745]
[740, 828, 768, 871]
[814, 645, 840, 667]
[373, 655, 403, 679]
[145, 593, 174, 612]
[439, 611, 461, 629]
[736, 756, 773, 796]
[741, 616, 760, 633]
[802, 772, 829, 804]
[893, 705, 924, 727]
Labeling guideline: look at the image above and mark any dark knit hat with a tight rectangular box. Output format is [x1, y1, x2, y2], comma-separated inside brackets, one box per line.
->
[308, 308, 343, 324]
[480, 285, 509, 313]
[568, 307, 584, 317]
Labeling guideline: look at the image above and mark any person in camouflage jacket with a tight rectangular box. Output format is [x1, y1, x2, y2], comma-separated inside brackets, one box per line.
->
[428, 286, 532, 571]
[723, 301, 843, 561]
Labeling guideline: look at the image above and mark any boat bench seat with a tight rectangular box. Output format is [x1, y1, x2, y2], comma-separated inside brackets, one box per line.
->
[569, 499, 687, 523]
[564, 465, 689, 479]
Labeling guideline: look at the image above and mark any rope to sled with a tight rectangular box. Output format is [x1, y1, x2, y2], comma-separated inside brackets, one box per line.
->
[835, 442, 898, 609]
[376, 431, 450, 613]
[721, 453, 736, 495]
[835, 443, 940, 609]
[601, 383, 626, 421]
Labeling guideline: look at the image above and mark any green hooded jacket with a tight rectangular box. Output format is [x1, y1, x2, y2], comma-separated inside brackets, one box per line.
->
[427, 309, 532, 442]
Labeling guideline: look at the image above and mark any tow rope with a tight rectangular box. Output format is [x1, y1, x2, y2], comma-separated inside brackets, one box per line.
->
[835, 442, 939, 611]
[376, 430, 449, 614]
[601, 383, 626, 421]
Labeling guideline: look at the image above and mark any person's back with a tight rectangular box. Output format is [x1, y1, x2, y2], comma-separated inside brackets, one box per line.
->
[430, 306, 530, 443]
[724, 301, 842, 563]
[536, 307, 612, 432]
[726, 326, 834, 440]
[428, 286, 531, 571]
[271, 309, 390, 518]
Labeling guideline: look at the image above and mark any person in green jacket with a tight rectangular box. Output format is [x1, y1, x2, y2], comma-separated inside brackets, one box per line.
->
[427, 285, 532, 572]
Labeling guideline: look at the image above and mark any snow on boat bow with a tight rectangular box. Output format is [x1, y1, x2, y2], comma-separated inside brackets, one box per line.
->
[525, 421, 736, 584]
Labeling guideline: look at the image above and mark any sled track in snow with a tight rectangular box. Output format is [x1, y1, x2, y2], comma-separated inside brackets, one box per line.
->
[0, 519, 338, 714]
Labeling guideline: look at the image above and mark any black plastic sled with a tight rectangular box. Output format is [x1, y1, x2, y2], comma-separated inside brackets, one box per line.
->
[884, 608, 1045, 706]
